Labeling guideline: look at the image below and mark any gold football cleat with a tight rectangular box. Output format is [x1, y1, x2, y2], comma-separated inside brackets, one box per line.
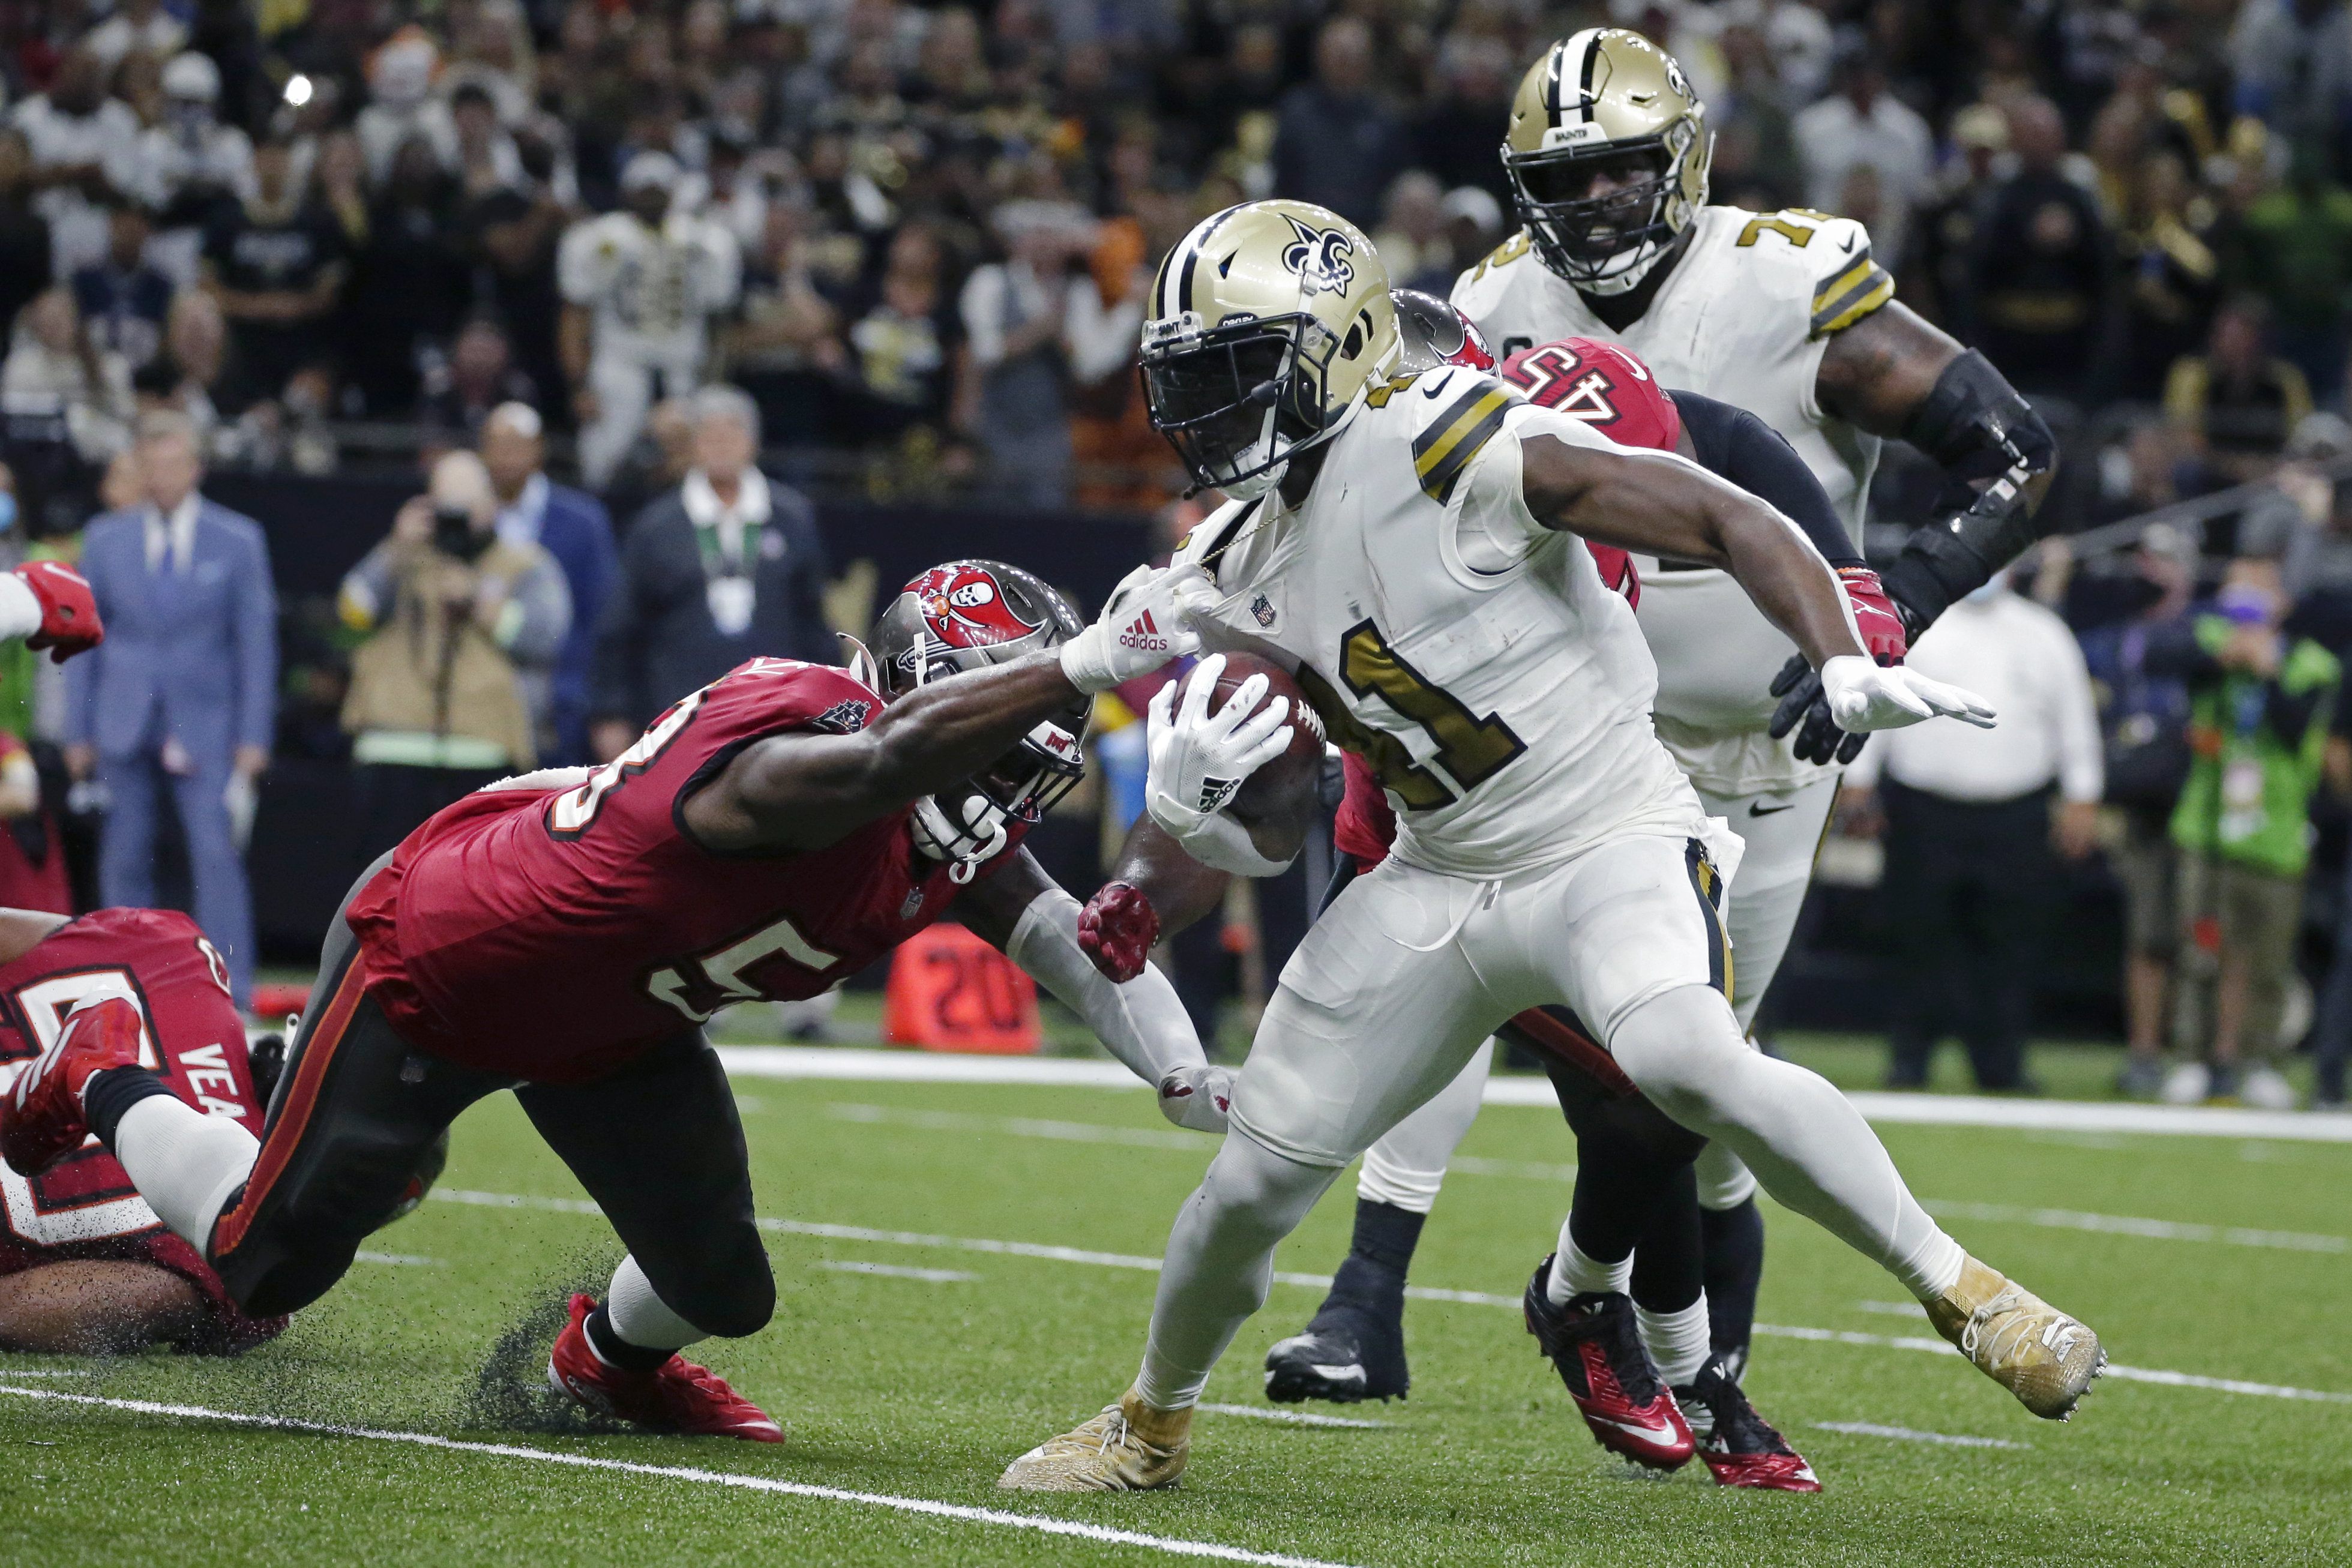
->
[998, 1386, 1193, 1492]
[1926, 1256, 2107, 1420]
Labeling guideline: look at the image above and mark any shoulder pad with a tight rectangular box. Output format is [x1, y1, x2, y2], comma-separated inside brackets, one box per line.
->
[1451, 232, 1532, 311]
[1716, 209, 1893, 337]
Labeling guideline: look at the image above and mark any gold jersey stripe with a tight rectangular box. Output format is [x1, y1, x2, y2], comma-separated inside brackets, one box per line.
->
[1811, 251, 1895, 338]
[1413, 383, 1515, 504]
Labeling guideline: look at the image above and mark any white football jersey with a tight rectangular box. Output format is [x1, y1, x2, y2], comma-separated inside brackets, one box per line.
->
[1173, 364, 1705, 880]
[558, 210, 742, 370]
[1451, 205, 1894, 793]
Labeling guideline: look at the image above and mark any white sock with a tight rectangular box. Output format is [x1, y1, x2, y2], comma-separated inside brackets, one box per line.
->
[606, 1254, 705, 1353]
[1637, 1297, 1713, 1389]
[1547, 1221, 1631, 1306]
[113, 1095, 259, 1254]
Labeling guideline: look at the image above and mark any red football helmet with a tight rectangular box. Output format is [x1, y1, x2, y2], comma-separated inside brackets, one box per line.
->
[1391, 289, 1496, 374]
[857, 560, 1089, 876]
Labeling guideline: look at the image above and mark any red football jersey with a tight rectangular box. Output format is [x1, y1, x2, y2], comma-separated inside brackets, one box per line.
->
[0, 908, 285, 1349]
[350, 658, 1026, 1083]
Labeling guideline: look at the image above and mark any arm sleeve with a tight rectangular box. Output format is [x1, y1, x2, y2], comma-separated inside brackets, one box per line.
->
[1005, 885, 1206, 1086]
[1669, 390, 1863, 565]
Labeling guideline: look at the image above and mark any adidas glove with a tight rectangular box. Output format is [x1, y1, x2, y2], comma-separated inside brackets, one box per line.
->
[1144, 655, 1298, 877]
[1156, 1064, 1234, 1134]
[1059, 563, 1212, 693]
[1818, 655, 1997, 733]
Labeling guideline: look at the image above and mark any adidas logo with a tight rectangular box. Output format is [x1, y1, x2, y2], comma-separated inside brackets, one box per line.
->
[1197, 776, 1239, 814]
[1117, 609, 1170, 652]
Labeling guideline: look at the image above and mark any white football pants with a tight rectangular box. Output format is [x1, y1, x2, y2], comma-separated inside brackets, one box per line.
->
[1352, 774, 1838, 1216]
[1135, 826, 1959, 1409]
[579, 350, 704, 490]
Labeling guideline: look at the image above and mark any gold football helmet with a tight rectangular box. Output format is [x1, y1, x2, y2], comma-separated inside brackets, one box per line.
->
[1502, 28, 1711, 296]
[1138, 200, 1399, 500]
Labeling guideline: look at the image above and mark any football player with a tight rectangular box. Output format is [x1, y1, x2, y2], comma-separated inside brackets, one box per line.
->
[1085, 317, 1839, 1488]
[0, 559, 1227, 1441]
[1269, 25, 2063, 1425]
[1000, 200, 2095, 1494]
[0, 906, 286, 1356]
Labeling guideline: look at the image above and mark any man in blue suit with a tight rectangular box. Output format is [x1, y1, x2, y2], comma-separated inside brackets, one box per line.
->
[481, 401, 615, 764]
[63, 412, 277, 1005]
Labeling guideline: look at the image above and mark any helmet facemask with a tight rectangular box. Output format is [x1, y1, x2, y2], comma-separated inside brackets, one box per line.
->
[907, 713, 1086, 882]
[1140, 310, 1348, 500]
[1506, 136, 1699, 296]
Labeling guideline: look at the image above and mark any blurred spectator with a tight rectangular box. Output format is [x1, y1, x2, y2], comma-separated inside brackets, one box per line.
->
[1962, 97, 2114, 401]
[1708, 17, 1805, 214]
[356, 29, 458, 184]
[2, 286, 133, 466]
[421, 319, 540, 440]
[83, 0, 186, 71]
[1908, 104, 2009, 331]
[2227, 0, 2352, 136]
[959, 200, 1092, 509]
[837, 220, 963, 452]
[590, 386, 831, 757]
[0, 130, 53, 343]
[559, 153, 742, 488]
[135, 290, 229, 442]
[338, 449, 570, 865]
[9, 46, 141, 275]
[1794, 47, 1934, 271]
[2242, 419, 2352, 615]
[2228, 142, 2352, 405]
[1410, 34, 1516, 211]
[200, 138, 347, 414]
[481, 403, 616, 766]
[1845, 572, 2104, 1092]
[457, 122, 571, 418]
[72, 199, 172, 373]
[2165, 296, 2312, 483]
[1272, 17, 1409, 230]
[136, 52, 255, 288]
[2114, 150, 2222, 403]
[62, 413, 275, 1005]
[345, 137, 469, 417]
[2078, 526, 2201, 1096]
[2157, 557, 2339, 1108]
[727, 201, 846, 453]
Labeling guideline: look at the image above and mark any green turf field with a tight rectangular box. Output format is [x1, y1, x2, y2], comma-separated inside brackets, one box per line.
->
[4, 1066, 2350, 1566]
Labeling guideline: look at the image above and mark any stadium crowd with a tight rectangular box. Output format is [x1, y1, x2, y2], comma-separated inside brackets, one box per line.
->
[0, 0, 2350, 1105]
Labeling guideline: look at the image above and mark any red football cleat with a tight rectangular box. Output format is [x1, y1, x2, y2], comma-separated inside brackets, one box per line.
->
[1, 997, 146, 1177]
[1675, 1356, 1821, 1492]
[1523, 1257, 1694, 1471]
[548, 1294, 783, 1442]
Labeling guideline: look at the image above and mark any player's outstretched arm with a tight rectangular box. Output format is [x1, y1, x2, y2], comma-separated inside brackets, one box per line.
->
[957, 848, 1232, 1133]
[689, 563, 1209, 852]
[1519, 431, 1996, 734]
[0, 562, 104, 662]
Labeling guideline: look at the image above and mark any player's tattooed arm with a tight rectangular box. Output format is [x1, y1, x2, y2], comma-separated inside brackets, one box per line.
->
[684, 653, 1084, 853]
[1518, 433, 1866, 671]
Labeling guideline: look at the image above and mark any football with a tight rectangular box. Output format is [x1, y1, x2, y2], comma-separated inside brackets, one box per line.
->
[1203, 651, 1326, 822]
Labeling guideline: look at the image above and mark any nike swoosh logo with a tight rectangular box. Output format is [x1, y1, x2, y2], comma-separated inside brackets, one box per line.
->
[1838, 235, 1856, 253]
[1749, 801, 1797, 817]
[1598, 1416, 1681, 1444]
[1422, 379, 1450, 397]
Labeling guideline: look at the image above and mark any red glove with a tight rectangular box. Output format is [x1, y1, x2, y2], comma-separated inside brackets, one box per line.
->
[17, 561, 102, 663]
[1077, 880, 1159, 983]
[1836, 566, 1907, 664]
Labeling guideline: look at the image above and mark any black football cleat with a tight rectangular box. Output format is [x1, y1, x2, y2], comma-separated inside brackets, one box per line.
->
[1674, 1354, 1820, 1491]
[1265, 1296, 1410, 1404]
[1523, 1255, 1693, 1471]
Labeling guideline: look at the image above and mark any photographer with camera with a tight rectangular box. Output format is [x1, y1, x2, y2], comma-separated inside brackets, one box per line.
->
[338, 448, 569, 870]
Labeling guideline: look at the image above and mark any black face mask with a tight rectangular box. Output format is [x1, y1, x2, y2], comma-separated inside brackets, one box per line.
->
[433, 506, 492, 562]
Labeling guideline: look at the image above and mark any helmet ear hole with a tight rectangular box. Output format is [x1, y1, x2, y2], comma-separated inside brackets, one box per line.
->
[1342, 314, 1367, 359]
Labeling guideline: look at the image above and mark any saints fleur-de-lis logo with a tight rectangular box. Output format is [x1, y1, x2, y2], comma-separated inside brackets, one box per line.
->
[1280, 215, 1356, 296]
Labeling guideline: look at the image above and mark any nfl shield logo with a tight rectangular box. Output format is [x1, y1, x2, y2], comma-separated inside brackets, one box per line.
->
[901, 886, 926, 919]
[1251, 593, 1277, 628]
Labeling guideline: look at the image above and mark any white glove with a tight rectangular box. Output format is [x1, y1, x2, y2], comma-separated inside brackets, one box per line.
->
[1157, 1064, 1235, 1134]
[1145, 655, 1299, 877]
[1059, 563, 1214, 693]
[1819, 654, 1997, 734]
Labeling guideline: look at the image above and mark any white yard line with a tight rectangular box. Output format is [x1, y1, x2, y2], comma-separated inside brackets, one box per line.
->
[353, 1251, 442, 1267]
[1811, 1421, 2028, 1450]
[1922, 1201, 2346, 1254]
[0, 1383, 1362, 1568]
[428, 1189, 2352, 1407]
[1198, 1404, 1388, 1430]
[717, 1045, 2352, 1143]
[816, 1260, 976, 1283]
